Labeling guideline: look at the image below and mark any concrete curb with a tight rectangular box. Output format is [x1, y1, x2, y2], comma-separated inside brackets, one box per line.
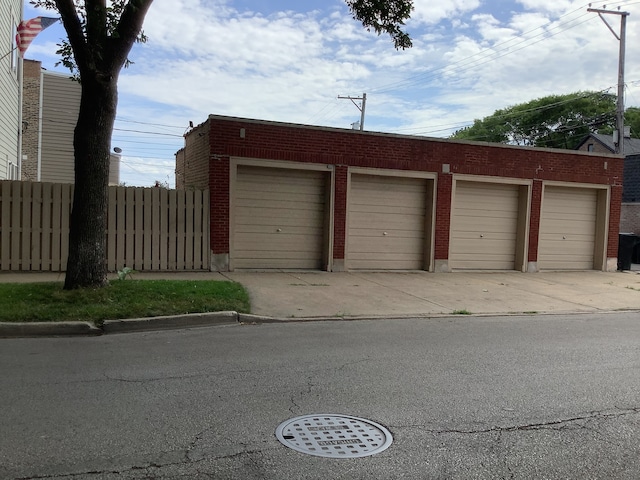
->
[0, 312, 240, 338]
[3, 308, 640, 338]
[0, 321, 102, 338]
[102, 311, 239, 334]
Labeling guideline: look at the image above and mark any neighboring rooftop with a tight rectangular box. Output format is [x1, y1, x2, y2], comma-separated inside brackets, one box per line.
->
[576, 133, 640, 156]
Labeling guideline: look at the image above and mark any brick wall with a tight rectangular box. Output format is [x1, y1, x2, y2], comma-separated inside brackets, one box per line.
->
[528, 180, 543, 263]
[175, 119, 210, 189]
[197, 115, 623, 269]
[175, 148, 185, 189]
[209, 154, 230, 256]
[623, 154, 640, 202]
[21, 59, 41, 181]
[434, 173, 452, 261]
[620, 203, 640, 234]
[333, 166, 348, 260]
[609, 185, 623, 257]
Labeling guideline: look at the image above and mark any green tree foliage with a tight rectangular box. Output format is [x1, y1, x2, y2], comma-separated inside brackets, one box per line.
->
[626, 107, 640, 137]
[34, 0, 413, 289]
[451, 91, 623, 149]
[346, 0, 413, 49]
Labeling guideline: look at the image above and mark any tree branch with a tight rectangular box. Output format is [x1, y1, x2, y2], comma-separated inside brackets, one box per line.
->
[54, 0, 90, 73]
[107, 0, 154, 72]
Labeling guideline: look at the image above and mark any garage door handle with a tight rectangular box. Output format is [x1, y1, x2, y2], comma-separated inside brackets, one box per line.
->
[277, 228, 282, 232]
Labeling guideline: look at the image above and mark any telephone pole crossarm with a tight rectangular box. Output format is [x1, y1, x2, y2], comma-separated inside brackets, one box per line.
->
[588, 7, 630, 155]
[338, 93, 367, 131]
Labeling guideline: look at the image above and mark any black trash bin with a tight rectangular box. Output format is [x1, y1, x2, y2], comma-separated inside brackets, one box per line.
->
[618, 233, 639, 271]
[634, 242, 640, 264]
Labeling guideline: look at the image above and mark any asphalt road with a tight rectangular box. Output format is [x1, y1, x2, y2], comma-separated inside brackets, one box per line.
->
[2, 313, 640, 479]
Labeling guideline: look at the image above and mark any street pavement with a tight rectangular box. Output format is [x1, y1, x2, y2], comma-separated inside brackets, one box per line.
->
[2, 312, 640, 479]
[1, 269, 640, 336]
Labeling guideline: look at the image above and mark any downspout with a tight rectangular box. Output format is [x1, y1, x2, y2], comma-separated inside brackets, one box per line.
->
[37, 68, 43, 180]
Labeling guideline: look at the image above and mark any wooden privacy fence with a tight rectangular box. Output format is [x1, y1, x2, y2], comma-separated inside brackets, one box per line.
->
[0, 180, 210, 272]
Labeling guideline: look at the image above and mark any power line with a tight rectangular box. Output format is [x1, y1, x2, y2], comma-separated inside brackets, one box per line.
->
[386, 88, 620, 137]
[310, 1, 639, 128]
[366, 4, 595, 95]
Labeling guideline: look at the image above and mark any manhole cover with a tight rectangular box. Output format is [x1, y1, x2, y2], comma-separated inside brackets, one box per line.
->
[275, 414, 393, 458]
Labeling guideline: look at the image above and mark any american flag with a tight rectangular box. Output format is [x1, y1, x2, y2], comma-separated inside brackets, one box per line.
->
[16, 17, 59, 57]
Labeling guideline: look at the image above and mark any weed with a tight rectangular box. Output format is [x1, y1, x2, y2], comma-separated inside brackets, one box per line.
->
[117, 266, 135, 280]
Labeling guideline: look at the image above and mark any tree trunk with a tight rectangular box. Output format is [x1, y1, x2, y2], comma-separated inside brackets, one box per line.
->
[63, 73, 118, 289]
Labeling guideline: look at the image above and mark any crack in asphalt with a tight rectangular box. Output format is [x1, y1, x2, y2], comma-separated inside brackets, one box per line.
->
[337, 357, 371, 371]
[13, 447, 277, 480]
[392, 407, 640, 435]
[14, 462, 165, 479]
[289, 375, 314, 413]
[101, 368, 255, 384]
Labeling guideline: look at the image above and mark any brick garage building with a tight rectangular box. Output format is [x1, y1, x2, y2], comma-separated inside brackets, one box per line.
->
[176, 115, 623, 273]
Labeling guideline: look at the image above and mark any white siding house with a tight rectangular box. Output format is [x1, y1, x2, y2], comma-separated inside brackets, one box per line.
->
[0, 0, 22, 179]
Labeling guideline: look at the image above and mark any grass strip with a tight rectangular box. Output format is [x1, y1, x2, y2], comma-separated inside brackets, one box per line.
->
[0, 280, 250, 325]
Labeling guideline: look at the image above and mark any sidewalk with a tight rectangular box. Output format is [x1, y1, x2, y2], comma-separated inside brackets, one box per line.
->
[2, 269, 639, 321]
[222, 270, 640, 319]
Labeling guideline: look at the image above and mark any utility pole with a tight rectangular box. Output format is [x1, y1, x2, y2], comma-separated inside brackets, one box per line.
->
[588, 6, 629, 155]
[338, 93, 367, 131]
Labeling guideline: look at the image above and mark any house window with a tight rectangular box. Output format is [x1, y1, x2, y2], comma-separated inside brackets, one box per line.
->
[587, 143, 594, 152]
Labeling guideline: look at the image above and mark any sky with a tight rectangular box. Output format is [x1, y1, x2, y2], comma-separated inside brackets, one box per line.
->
[21, 0, 640, 187]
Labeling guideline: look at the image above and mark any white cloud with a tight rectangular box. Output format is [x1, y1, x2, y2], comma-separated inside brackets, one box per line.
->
[410, 0, 482, 25]
[24, 0, 640, 186]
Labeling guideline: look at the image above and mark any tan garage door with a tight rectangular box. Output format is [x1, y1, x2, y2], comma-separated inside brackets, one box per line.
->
[450, 181, 520, 270]
[233, 166, 327, 269]
[347, 174, 427, 270]
[538, 186, 597, 270]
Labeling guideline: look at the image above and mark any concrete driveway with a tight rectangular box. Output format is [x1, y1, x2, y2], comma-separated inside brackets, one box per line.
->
[222, 270, 640, 319]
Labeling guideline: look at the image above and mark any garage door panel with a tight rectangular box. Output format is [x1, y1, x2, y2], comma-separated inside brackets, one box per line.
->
[450, 181, 520, 270]
[236, 225, 325, 236]
[455, 208, 520, 221]
[347, 236, 424, 253]
[349, 254, 426, 270]
[235, 258, 318, 269]
[350, 204, 426, 216]
[236, 210, 325, 225]
[348, 174, 428, 270]
[236, 187, 320, 200]
[239, 168, 322, 182]
[449, 257, 515, 270]
[452, 223, 518, 235]
[458, 200, 518, 212]
[538, 186, 597, 270]
[451, 236, 517, 250]
[235, 190, 324, 205]
[350, 228, 424, 238]
[544, 204, 596, 215]
[538, 238, 594, 253]
[539, 220, 595, 234]
[236, 237, 321, 253]
[349, 215, 425, 231]
[234, 201, 324, 218]
[233, 166, 326, 269]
